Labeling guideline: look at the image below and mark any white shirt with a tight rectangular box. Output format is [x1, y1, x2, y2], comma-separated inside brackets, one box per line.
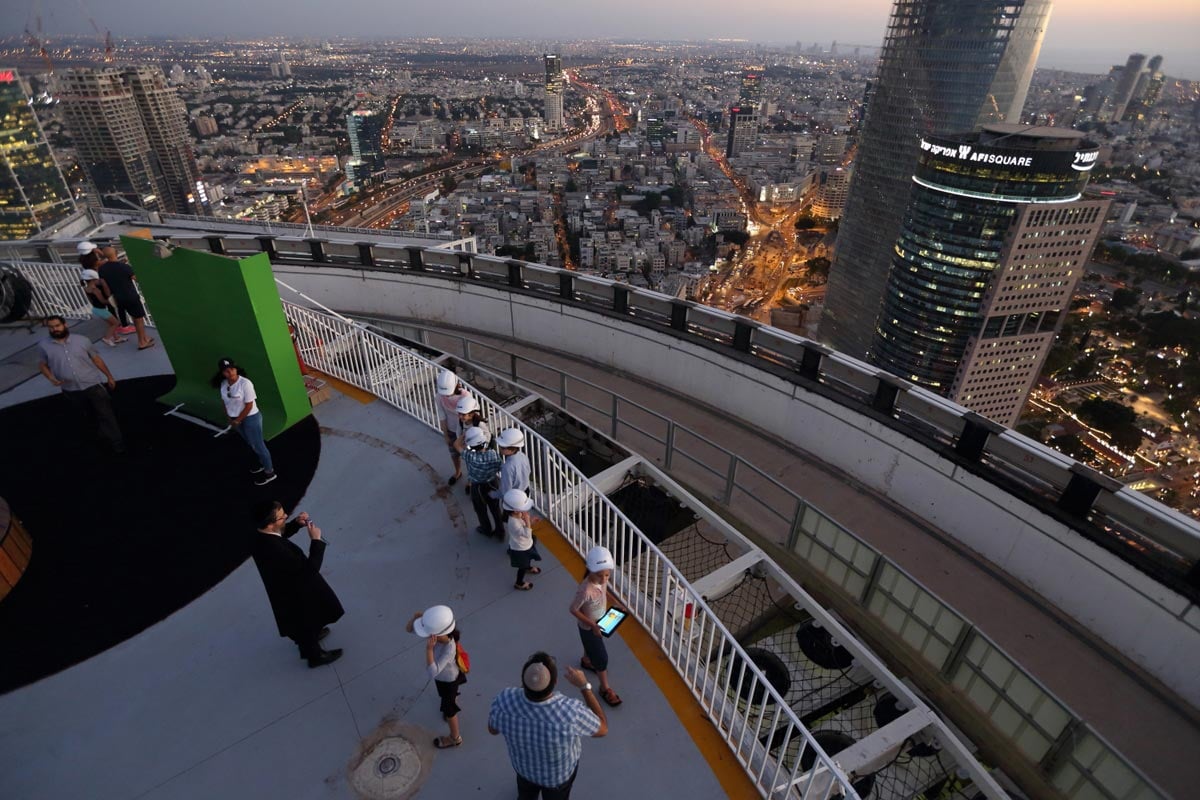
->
[221, 376, 259, 418]
[506, 514, 534, 552]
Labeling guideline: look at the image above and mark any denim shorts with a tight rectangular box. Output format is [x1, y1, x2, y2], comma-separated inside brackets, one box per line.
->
[578, 625, 608, 672]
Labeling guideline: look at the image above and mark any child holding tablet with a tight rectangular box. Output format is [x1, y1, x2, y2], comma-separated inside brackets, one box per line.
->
[570, 546, 623, 707]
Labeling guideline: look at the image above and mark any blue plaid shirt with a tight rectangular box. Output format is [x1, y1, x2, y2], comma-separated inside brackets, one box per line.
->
[462, 448, 501, 484]
[489, 688, 601, 787]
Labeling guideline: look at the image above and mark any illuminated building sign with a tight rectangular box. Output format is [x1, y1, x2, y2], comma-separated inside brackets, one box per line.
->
[919, 137, 1101, 176]
[0, 70, 14, 82]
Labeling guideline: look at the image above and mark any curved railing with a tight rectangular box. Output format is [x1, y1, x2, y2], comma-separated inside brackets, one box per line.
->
[278, 299, 866, 798]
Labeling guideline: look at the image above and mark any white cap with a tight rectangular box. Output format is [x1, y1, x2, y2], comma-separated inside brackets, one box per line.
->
[80, 269, 100, 281]
[586, 545, 614, 573]
[464, 426, 488, 448]
[496, 428, 525, 449]
[76, 241, 98, 255]
[435, 369, 457, 396]
[412, 605, 455, 637]
[455, 394, 479, 415]
[502, 488, 533, 512]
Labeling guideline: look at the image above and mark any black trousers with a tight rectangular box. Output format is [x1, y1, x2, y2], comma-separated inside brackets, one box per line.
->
[291, 628, 323, 660]
[469, 482, 504, 535]
[64, 384, 123, 452]
[516, 767, 578, 800]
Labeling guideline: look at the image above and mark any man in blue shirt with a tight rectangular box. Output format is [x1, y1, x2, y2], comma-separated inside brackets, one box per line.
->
[37, 315, 124, 453]
[489, 651, 607, 799]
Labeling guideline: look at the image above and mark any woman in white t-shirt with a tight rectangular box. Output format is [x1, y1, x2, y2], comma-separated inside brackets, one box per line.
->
[213, 357, 277, 486]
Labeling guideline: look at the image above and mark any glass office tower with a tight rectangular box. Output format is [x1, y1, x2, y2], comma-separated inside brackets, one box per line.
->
[820, 0, 1054, 359]
[0, 68, 76, 240]
[873, 125, 1104, 422]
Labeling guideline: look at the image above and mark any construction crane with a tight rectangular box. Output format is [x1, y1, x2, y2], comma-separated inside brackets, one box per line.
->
[23, 1, 54, 73]
[77, 0, 113, 62]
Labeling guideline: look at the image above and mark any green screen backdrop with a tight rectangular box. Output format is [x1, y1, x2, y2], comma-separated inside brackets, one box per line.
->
[122, 236, 311, 440]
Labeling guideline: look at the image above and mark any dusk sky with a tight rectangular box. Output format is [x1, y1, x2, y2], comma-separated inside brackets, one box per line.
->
[10, 0, 1200, 80]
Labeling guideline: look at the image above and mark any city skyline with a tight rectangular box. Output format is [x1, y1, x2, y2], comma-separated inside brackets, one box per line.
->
[5, 0, 1200, 80]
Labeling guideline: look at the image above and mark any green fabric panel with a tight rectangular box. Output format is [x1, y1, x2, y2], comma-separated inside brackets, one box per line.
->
[121, 237, 311, 440]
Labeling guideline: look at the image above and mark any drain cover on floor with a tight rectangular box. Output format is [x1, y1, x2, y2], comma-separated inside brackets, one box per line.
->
[349, 735, 423, 799]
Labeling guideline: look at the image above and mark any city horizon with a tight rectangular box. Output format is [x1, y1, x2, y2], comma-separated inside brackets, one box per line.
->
[5, 0, 1200, 80]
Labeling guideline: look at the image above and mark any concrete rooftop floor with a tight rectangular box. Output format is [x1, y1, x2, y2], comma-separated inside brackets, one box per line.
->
[0, 323, 731, 800]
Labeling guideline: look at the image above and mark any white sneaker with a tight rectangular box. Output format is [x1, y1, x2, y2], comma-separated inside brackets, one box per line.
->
[101, 337, 118, 347]
[255, 472, 278, 486]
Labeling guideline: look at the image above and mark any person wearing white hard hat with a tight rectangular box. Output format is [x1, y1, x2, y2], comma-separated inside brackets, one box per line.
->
[570, 546, 623, 706]
[453, 393, 490, 496]
[434, 369, 467, 486]
[496, 428, 530, 516]
[455, 425, 504, 538]
[80, 267, 126, 347]
[503, 489, 542, 590]
[406, 605, 466, 749]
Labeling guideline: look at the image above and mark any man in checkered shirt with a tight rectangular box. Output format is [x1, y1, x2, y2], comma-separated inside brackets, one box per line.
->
[489, 651, 608, 799]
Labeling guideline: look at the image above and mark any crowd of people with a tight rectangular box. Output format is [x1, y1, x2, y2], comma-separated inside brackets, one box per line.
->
[36, 279, 630, 798]
[251, 367, 629, 798]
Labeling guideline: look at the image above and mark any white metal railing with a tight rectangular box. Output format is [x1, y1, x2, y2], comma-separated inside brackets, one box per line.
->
[283, 299, 858, 799]
[10, 261, 156, 329]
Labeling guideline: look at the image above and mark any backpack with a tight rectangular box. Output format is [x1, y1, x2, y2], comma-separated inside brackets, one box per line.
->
[455, 642, 471, 683]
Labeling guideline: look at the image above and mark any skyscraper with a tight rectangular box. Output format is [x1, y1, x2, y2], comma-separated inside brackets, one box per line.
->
[59, 66, 207, 215]
[739, 68, 764, 107]
[124, 66, 208, 214]
[59, 68, 168, 213]
[0, 68, 76, 240]
[1109, 53, 1147, 122]
[543, 54, 565, 130]
[345, 109, 386, 191]
[820, 0, 1053, 359]
[872, 125, 1107, 425]
[725, 105, 758, 158]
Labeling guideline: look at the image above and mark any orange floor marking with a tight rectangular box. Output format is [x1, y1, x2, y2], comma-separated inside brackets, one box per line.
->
[532, 519, 760, 798]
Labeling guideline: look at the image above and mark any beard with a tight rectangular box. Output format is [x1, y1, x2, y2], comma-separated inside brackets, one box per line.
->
[50, 328, 69, 339]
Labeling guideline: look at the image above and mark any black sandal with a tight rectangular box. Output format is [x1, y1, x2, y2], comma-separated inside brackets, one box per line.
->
[434, 735, 463, 749]
[514, 582, 533, 591]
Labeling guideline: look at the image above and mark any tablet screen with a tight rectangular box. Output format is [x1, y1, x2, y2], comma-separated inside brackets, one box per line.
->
[597, 607, 627, 637]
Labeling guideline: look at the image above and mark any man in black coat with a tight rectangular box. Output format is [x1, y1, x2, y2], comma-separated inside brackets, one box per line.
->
[252, 500, 345, 668]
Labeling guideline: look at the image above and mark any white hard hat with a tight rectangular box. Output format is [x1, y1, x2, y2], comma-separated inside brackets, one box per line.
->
[435, 369, 457, 396]
[456, 394, 480, 415]
[76, 241, 98, 255]
[503, 488, 533, 512]
[586, 545, 615, 573]
[80, 269, 100, 281]
[464, 426, 488, 448]
[412, 605, 456, 637]
[496, 428, 525, 449]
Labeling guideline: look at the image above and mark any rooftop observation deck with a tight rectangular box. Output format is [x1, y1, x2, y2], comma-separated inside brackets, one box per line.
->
[0, 332, 731, 800]
[2, 212, 1198, 799]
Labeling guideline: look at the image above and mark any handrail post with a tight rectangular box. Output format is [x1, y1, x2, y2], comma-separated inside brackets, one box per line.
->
[256, 235, 278, 261]
[305, 238, 326, 263]
[956, 412, 1005, 461]
[732, 318, 757, 353]
[1058, 464, 1123, 518]
[507, 260, 524, 288]
[406, 246, 425, 271]
[203, 235, 225, 255]
[613, 285, 629, 315]
[356, 242, 374, 267]
[723, 454, 738, 505]
[611, 393, 619, 439]
[871, 371, 910, 415]
[670, 299, 690, 332]
[664, 421, 676, 470]
[457, 252, 473, 278]
[799, 342, 830, 381]
[559, 271, 574, 301]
